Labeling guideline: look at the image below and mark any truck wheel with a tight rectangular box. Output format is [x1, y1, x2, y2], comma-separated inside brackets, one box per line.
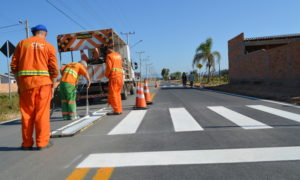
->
[121, 85, 128, 100]
[130, 86, 135, 95]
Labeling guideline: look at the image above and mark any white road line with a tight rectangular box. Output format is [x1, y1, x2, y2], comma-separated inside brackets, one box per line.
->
[108, 110, 147, 135]
[169, 108, 203, 132]
[208, 106, 272, 129]
[0, 118, 20, 125]
[248, 105, 300, 123]
[77, 146, 300, 168]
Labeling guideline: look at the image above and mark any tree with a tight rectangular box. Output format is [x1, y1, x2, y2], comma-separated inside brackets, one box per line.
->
[170, 71, 182, 80]
[193, 38, 221, 82]
[161, 68, 170, 80]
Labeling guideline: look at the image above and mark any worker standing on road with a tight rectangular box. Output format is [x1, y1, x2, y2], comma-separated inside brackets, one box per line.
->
[182, 72, 187, 87]
[189, 72, 194, 88]
[105, 47, 123, 115]
[11, 24, 58, 150]
[60, 61, 91, 120]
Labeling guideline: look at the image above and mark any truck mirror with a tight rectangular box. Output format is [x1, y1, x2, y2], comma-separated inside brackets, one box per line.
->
[134, 62, 138, 70]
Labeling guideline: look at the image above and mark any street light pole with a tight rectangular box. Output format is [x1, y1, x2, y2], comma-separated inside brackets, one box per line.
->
[136, 51, 145, 83]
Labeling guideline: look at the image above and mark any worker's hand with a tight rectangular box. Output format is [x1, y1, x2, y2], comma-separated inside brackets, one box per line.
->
[52, 87, 55, 99]
[87, 81, 91, 89]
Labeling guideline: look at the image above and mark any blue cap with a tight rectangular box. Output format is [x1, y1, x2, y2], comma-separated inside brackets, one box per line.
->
[31, 24, 48, 33]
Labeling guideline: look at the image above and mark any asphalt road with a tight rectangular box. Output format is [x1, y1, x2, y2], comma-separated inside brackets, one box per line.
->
[1, 81, 300, 180]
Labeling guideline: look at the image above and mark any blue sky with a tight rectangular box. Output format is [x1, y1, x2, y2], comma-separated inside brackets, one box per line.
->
[0, 0, 299, 76]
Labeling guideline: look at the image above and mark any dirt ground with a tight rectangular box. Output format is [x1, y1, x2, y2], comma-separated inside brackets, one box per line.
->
[202, 83, 300, 105]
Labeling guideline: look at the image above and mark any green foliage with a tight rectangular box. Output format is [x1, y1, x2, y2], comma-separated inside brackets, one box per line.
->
[170, 71, 182, 80]
[193, 38, 221, 82]
[0, 93, 20, 122]
[161, 68, 170, 80]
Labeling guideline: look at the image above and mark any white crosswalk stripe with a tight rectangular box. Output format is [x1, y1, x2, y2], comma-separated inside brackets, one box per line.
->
[106, 105, 300, 135]
[247, 105, 300, 123]
[108, 110, 147, 135]
[169, 108, 204, 132]
[208, 106, 272, 129]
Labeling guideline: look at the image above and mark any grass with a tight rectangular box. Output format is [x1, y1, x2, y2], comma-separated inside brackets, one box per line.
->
[200, 75, 229, 87]
[0, 93, 20, 122]
[176, 75, 229, 87]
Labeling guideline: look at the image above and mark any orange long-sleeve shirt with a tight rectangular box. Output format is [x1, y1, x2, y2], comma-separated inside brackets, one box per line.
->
[60, 62, 89, 86]
[105, 51, 123, 79]
[11, 36, 59, 91]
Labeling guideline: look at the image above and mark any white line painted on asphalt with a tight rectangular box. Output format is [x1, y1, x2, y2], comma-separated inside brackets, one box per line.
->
[248, 105, 300, 123]
[201, 88, 300, 109]
[0, 118, 20, 125]
[108, 110, 147, 135]
[208, 106, 272, 129]
[169, 108, 203, 132]
[77, 146, 300, 168]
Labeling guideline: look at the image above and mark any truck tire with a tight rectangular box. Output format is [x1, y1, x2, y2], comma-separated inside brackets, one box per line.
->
[121, 85, 128, 100]
[130, 85, 135, 95]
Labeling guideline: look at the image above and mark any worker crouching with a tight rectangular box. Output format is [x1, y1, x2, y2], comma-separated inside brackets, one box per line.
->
[105, 47, 123, 115]
[60, 61, 91, 120]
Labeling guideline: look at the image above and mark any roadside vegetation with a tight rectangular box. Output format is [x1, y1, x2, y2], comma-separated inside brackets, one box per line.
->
[0, 93, 20, 122]
[192, 38, 221, 82]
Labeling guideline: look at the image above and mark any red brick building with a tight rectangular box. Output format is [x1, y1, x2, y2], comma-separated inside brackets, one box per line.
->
[228, 33, 300, 87]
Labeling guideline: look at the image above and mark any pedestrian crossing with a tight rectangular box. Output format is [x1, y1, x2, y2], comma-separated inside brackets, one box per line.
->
[169, 108, 204, 132]
[106, 105, 300, 135]
[208, 106, 272, 129]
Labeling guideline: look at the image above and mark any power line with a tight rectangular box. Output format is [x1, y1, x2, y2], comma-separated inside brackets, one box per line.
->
[78, 0, 110, 28]
[58, 0, 94, 29]
[46, 0, 86, 30]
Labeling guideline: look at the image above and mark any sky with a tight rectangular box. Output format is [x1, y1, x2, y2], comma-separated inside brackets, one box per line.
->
[0, 0, 299, 77]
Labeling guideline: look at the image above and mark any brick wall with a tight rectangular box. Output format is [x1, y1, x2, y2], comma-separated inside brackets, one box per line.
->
[0, 83, 18, 93]
[228, 34, 300, 87]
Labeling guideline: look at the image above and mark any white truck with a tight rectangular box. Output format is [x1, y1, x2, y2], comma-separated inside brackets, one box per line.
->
[56, 29, 136, 103]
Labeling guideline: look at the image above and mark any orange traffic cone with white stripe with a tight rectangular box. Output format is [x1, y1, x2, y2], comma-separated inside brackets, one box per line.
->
[133, 82, 147, 110]
[144, 80, 153, 105]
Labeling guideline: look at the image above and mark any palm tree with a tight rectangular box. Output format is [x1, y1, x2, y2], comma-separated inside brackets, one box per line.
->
[193, 38, 221, 82]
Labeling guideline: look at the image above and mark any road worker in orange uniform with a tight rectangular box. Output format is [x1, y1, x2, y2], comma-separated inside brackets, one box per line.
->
[105, 47, 123, 115]
[60, 61, 91, 120]
[11, 24, 58, 150]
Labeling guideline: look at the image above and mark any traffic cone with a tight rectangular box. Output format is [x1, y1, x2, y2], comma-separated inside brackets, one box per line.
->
[133, 82, 147, 110]
[144, 80, 153, 105]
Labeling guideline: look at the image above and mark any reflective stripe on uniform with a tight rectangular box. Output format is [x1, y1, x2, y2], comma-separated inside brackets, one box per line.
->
[18, 70, 49, 76]
[63, 68, 78, 79]
[111, 68, 123, 72]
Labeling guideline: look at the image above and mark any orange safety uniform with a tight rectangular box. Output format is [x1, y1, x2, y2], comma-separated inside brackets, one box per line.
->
[60, 62, 89, 120]
[11, 36, 58, 148]
[105, 51, 123, 113]
[60, 62, 89, 85]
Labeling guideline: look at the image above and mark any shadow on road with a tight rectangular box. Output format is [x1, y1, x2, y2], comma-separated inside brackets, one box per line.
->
[0, 147, 24, 151]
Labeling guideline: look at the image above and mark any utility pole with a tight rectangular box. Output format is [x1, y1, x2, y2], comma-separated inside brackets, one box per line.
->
[121, 32, 135, 46]
[6, 41, 11, 103]
[146, 63, 153, 80]
[25, 20, 29, 38]
[136, 51, 145, 83]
